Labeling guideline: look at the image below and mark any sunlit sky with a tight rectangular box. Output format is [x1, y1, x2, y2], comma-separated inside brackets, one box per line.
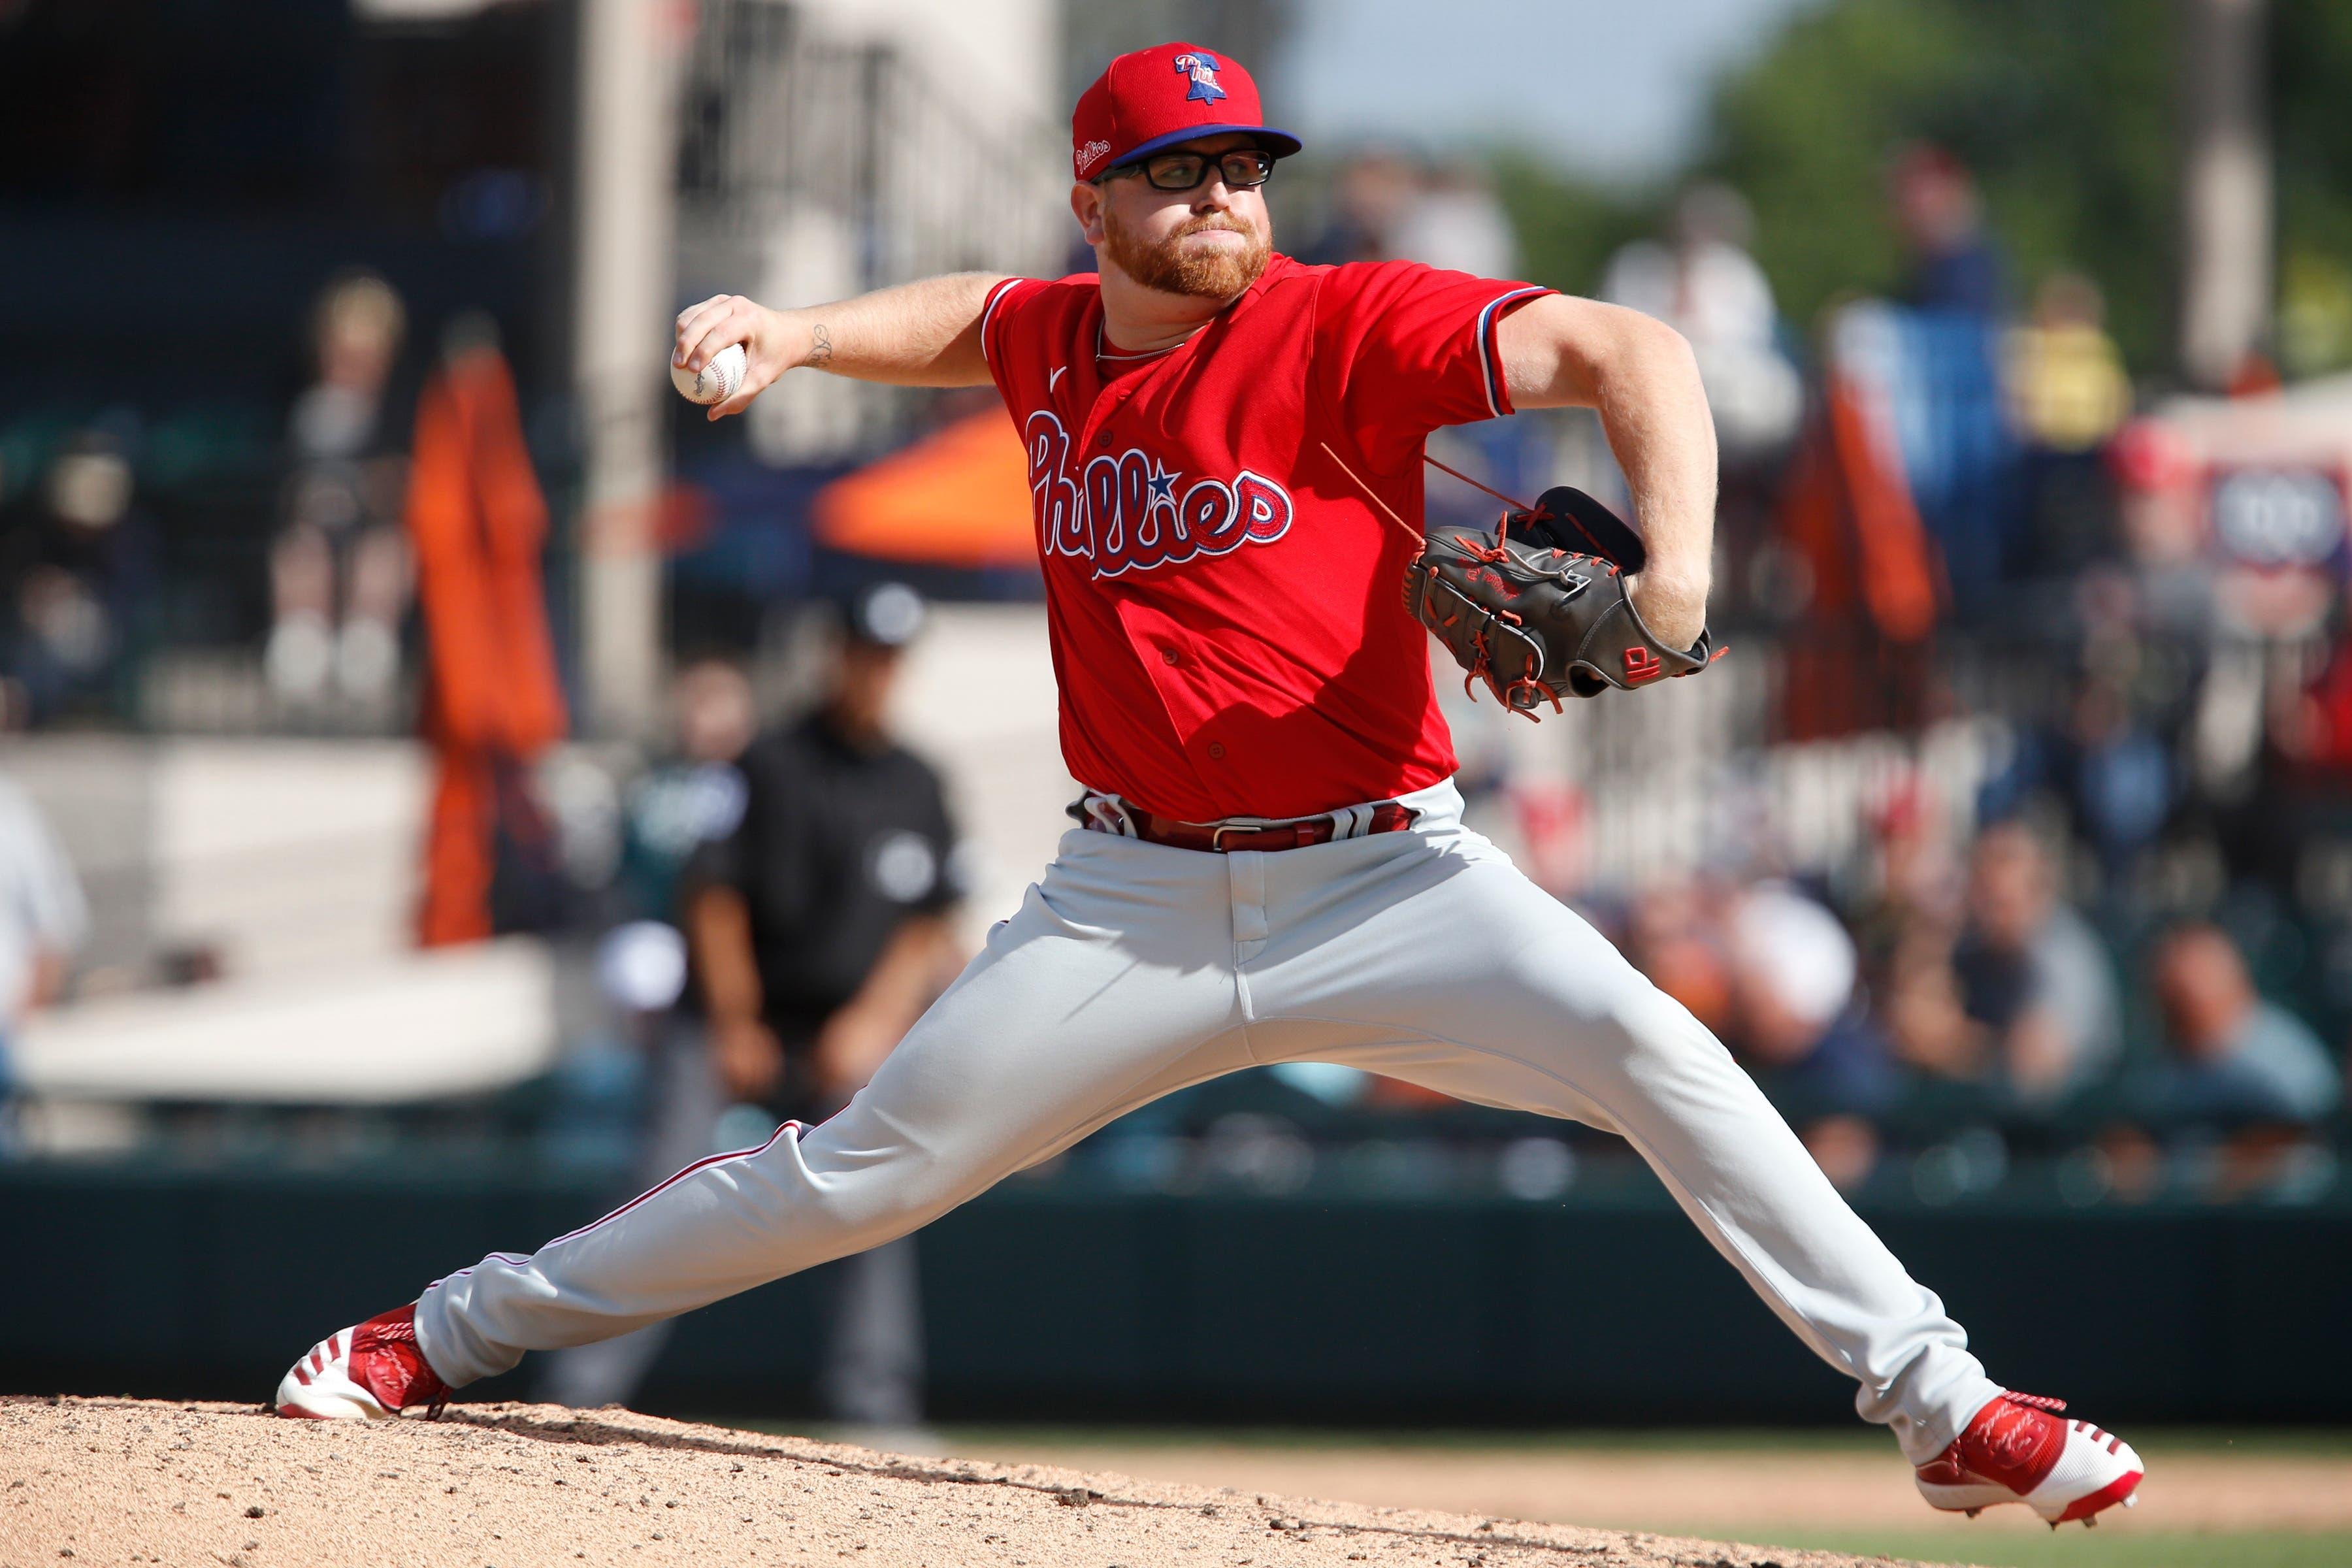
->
[1274, 0, 1823, 185]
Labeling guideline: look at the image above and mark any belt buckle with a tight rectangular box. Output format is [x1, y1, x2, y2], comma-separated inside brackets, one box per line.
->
[1211, 817, 1317, 851]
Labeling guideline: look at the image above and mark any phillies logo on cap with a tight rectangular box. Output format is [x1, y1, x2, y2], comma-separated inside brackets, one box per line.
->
[1070, 42, 1301, 180]
[1171, 50, 1226, 103]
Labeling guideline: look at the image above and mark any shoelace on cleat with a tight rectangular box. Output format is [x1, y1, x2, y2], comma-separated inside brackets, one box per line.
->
[2002, 1390, 2068, 1413]
[353, 1310, 452, 1418]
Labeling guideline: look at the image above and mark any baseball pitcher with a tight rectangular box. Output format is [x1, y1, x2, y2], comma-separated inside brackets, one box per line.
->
[275, 41, 2142, 1529]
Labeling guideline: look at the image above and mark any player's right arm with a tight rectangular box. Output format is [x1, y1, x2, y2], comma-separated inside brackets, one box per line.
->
[672, 272, 1009, 419]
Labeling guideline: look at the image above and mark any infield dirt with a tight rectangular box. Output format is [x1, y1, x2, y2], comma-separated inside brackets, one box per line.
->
[1, 1397, 1948, 1568]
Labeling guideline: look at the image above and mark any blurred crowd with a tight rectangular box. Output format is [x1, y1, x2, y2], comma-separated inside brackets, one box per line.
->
[0, 269, 431, 731]
[0, 427, 155, 730]
[4, 134, 2350, 1215]
[1235, 141, 2351, 1202]
[1603, 816, 2340, 1201]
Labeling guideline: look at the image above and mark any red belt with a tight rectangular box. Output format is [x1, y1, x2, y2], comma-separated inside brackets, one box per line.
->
[1093, 801, 1418, 853]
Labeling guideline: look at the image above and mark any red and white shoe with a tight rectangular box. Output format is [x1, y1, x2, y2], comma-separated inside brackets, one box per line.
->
[272, 1303, 452, 1420]
[1915, 1391, 2143, 1527]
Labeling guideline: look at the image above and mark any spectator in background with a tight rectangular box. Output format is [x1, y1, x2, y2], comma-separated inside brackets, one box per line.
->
[1304, 155, 1518, 280]
[612, 659, 759, 925]
[1845, 781, 1964, 985]
[1601, 182, 1801, 459]
[2136, 923, 2339, 1134]
[2006, 272, 2131, 455]
[1, 433, 155, 726]
[1888, 143, 2002, 316]
[1367, 158, 1552, 526]
[1724, 884, 1899, 1189]
[0, 771, 88, 1151]
[2269, 574, 2352, 811]
[1872, 144, 2021, 618]
[681, 583, 968, 1433]
[1621, 877, 1735, 1041]
[2107, 416, 2213, 620]
[1889, 821, 2122, 1108]
[268, 271, 413, 711]
[1301, 151, 1419, 266]
[2004, 272, 2132, 579]
[1388, 161, 1519, 280]
[1978, 659, 2174, 895]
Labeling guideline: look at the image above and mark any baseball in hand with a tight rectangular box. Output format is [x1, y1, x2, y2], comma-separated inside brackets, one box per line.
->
[671, 342, 747, 405]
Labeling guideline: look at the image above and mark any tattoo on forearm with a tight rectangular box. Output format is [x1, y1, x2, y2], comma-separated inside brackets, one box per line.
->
[808, 323, 834, 367]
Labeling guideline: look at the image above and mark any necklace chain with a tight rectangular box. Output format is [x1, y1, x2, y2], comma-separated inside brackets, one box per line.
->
[1094, 323, 1186, 363]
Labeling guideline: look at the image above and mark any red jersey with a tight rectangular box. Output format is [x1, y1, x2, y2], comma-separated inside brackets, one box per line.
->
[981, 253, 1550, 821]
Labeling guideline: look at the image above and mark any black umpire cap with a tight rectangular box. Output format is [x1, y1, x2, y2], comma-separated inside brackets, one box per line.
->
[842, 581, 926, 649]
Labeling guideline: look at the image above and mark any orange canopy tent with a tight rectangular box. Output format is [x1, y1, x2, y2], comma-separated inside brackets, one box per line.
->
[811, 408, 1041, 568]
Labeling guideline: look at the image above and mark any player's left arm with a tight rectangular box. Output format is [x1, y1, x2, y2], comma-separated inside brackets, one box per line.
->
[1495, 295, 1716, 649]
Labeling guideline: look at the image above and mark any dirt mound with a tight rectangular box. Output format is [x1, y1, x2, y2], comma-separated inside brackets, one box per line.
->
[972, 1435, 2343, 1538]
[1, 1397, 1944, 1568]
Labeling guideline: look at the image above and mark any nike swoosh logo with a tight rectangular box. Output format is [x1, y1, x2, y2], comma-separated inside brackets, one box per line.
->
[1049, 366, 1066, 393]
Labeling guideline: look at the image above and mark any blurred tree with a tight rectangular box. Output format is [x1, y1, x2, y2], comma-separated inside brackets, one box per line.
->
[1488, 151, 1654, 304]
[2272, 0, 2352, 375]
[2273, 0, 2352, 267]
[1497, 1, 2350, 380]
[1697, 0, 2174, 368]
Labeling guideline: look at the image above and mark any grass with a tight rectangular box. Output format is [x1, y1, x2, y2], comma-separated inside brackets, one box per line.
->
[719, 1420, 2352, 1567]
[1696, 1526, 2352, 1568]
[909, 1424, 2352, 1458]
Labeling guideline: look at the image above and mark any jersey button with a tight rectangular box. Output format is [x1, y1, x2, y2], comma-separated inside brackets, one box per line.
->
[1207, 742, 1226, 760]
[1161, 648, 1180, 666]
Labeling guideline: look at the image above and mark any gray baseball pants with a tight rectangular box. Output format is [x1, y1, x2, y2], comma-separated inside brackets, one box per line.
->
[534, 1022, 926, 1426]
[416, 779, 2000, 1462]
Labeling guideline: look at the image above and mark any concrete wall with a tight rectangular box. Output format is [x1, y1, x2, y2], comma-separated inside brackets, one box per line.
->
[0, 605, 1067, 1106]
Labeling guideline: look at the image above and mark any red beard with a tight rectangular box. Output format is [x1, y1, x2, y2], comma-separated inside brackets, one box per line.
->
[1103, 207, 1271, 301]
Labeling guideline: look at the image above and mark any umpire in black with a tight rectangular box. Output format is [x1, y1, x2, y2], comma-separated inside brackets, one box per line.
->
[684, 580, 968, 1431]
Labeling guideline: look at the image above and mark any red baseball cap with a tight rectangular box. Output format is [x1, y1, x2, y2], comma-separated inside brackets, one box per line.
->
[1071, 42, 1301, 183]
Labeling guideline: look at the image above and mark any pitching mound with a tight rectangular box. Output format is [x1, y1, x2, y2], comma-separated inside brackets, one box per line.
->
[1, 1397, 1945, 1568]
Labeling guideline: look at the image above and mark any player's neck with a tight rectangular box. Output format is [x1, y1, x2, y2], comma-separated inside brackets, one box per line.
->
[1096, 267, 1239, 354]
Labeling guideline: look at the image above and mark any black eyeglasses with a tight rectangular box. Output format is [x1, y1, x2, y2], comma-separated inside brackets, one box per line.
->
[1103, 148, 1277, 193]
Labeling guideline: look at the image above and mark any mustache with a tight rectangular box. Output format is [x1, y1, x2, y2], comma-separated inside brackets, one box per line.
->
[1175, 213, 1255, 238]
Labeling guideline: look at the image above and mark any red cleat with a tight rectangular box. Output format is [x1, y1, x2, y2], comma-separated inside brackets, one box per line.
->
[1915, 1391, 2143, 1527]
[271, 1303, 452, 1420]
